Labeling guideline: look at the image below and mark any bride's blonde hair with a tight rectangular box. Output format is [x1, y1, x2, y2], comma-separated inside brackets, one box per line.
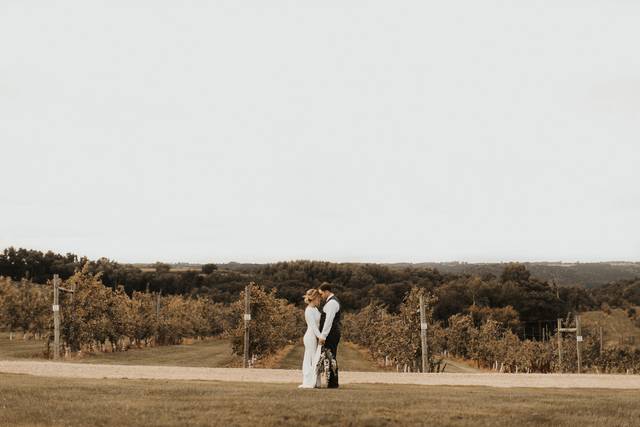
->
[304, 288, 321, 305]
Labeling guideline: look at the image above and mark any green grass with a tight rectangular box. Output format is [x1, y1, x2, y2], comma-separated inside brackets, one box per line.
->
[1, 373, 639, 427]
[0, 332, 237, 368]
[276, 342, 384, 371]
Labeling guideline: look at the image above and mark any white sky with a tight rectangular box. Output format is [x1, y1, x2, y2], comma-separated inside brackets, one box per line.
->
[1, 1, 639, 264]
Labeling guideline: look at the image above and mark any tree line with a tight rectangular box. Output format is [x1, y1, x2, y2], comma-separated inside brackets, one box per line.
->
[2, 253, 639, 371]
[408, 261, 640, 288]
[2, 247, 640, 333]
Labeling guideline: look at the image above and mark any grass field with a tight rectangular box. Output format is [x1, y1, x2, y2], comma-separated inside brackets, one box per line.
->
[276, 342, 384, 371]
[0, 332, 480, 374]
[0, 332, 386, 371]
[0, 333, 384, 371]
[0, 333, 44, 360]
[275, 342, 479, 373]
[0, 333, 237, 368]
[1, 373, 639, 427]
[80, 339, 237, 367]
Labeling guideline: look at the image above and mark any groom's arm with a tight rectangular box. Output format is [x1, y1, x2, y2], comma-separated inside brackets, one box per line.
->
[320, 300, 339, 340]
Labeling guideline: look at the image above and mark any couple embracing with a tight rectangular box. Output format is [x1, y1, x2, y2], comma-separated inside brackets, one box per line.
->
[299, 282, 341, 389]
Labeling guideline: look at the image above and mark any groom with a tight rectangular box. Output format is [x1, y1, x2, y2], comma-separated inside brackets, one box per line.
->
[318, 282, 341, 388]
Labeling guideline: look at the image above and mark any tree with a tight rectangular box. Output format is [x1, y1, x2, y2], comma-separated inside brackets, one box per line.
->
[467, 305, 520, 331]
[500, 263, 531, 283]
[153, 262, 171, 274]
[446, 314, 476, 358]
[61, 266, 117, 352]
[343, 287, 441, 372]
[202, 264, 218, 274]
[0, 277, 20, 338]
[229, 285, 302, 359]
[130, 291, 159, 346]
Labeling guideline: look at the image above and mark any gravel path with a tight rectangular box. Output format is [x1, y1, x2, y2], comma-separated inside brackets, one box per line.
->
[2, 360, 640, 389]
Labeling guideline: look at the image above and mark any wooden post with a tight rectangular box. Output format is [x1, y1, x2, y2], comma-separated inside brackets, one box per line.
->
[557, 318, 563, 370]
[599, 325, 603, 356]
[538, 321, 542, 341]
[576, 315, 582, 374]
[419, 295, 428, 373]
[53, 274, 60, 360]
[243, 283, 252, 368]
[156, 292, 161, 320]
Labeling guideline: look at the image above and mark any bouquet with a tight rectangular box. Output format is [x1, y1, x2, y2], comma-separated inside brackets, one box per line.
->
[315, 347, 338, 388]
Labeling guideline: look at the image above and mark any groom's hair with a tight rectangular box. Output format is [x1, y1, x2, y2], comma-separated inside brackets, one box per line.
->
[319, 282, 332, 292]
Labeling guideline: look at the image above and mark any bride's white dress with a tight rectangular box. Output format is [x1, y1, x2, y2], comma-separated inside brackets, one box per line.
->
[299, 306, 322, 388]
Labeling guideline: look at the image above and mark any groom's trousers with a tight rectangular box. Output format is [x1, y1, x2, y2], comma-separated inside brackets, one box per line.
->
[325, 333, 340, 388]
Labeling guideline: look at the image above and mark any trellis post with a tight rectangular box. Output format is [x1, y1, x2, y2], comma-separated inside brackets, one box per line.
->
[243, 283, 252, 368]
[156, 291, 161, 320]
[575, 315, 582, 373]
[599, 324, 603, 356]
[53, 274, 60, 360]
[558, 315, 582, 373]
[419, 295, 428, 373]
[51, 275, 75, 359]
[557, 318, 563, 370]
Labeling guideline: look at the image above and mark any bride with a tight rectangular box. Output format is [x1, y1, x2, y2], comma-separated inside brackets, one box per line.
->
[299, 288, 323, 388]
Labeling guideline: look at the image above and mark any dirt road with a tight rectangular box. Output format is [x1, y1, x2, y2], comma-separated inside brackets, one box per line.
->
[2, 360, 639, 389]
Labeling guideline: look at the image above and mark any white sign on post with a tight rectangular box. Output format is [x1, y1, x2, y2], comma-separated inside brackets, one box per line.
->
[420, 322, 428, 330]
[52, 305, 60, 312]
[244, 314, 251, 321]
[576, 335, 583, 342]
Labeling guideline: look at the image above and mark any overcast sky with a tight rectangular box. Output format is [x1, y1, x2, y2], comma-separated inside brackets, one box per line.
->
[1, 1, 639, 264]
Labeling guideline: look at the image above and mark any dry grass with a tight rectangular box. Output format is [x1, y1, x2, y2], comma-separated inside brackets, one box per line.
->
[582, 308, 640, 348]
[441, 356, 482, 373]
[0, 333, 45, 360]
[0, 332, 238, 368]
[1, 373, 639, 426]
[276, 341, 384, 371]
[0, 332, 384, 371]
[275, 342, 479, 373]
[79, 338, 238, 368]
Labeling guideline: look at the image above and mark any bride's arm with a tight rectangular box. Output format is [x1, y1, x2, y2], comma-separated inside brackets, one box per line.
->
[305, 308, 323, 339]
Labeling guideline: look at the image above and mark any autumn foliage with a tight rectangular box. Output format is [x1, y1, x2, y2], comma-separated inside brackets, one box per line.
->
[0, 268, 233, 356]
[228, 284, 303, 360]
[343, 287, 447, 372]
[343, 286, 640, 374]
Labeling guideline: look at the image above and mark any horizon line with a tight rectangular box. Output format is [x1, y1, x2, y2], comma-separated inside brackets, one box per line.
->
[2, 245, 639, 266]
